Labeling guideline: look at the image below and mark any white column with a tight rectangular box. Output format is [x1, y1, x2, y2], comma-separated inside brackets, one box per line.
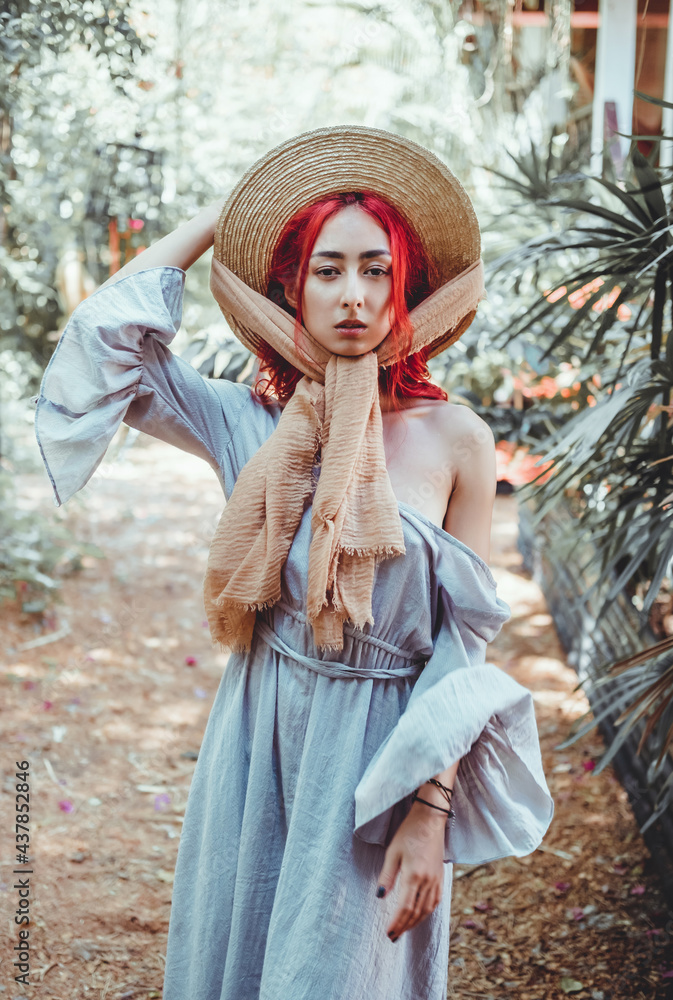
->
[661, 10, 673, 168]
[591, 0, 637, 176]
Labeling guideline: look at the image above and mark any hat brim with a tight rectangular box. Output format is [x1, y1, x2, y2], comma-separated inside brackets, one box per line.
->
[213, 125, 481, 302]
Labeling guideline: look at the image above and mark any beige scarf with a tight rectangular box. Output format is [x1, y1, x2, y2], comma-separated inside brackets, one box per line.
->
[203, 257, 485, 652]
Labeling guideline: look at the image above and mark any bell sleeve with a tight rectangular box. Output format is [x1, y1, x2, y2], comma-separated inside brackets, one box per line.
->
[353, 538, 554, 865]
[33, 266, 254, 506]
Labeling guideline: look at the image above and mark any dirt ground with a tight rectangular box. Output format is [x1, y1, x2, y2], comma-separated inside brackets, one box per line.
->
[1, 433, 672, 1000]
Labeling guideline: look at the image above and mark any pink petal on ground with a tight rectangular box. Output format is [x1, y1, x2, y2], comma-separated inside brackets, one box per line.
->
[463, 919, 485, 932]
[582, 760, 596, 772]
[555, 882, 571, 893]
[42, 700, 53, 710]
[630, 885, 646, 895]
[58, 800, 73, 813]
[474, 900, 491, 912]
[185, 656, 198, 667]
[571, 907, 585, 921]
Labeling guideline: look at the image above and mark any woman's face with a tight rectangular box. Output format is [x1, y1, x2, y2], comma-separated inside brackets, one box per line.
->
[284, 204, 394, 357]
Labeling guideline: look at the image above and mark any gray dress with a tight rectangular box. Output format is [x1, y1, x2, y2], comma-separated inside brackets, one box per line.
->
[34, 266, 554, 1000]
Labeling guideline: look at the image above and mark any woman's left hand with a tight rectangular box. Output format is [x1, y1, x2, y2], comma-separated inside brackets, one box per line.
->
[376, 801, 447, 942]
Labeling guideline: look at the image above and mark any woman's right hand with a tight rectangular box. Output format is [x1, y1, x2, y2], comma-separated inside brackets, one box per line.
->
[376, 800, 447, 943]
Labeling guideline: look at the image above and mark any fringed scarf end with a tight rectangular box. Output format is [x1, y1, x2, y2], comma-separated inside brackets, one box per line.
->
[210, 634, 252, 655]
[316, 639, 346, 653]
[339, 543, 406, 559]
[213, 594, 278, 613]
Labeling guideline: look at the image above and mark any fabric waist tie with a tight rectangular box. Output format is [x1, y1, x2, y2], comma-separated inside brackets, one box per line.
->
[255, 617, 426, 681]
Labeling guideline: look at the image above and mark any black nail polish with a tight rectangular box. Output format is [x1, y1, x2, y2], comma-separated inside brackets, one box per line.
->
[376, 885, 386, 898]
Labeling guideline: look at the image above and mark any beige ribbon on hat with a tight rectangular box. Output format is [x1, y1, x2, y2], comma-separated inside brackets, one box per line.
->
[203, 256, 485, 653]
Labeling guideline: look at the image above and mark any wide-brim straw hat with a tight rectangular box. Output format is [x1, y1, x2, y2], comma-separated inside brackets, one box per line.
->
[212, 124, 481, 359]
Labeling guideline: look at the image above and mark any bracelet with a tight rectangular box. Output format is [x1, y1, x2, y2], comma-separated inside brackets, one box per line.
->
[412, 778, 455, 818]
[411, 792, 454, 818]
[426, 778, 454, 807]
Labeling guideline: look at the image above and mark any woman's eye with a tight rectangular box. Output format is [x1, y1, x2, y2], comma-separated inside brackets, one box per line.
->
[315, 266, 390, 277]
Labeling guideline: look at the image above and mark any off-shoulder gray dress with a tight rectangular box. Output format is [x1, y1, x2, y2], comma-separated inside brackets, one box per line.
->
[34, 267, 554, 1000]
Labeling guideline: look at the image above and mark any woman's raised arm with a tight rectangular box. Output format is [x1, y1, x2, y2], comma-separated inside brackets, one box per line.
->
[34, 201, 273, 508]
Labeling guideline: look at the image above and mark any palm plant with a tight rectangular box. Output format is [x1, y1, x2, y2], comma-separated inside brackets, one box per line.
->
[488, 111, 673, 823]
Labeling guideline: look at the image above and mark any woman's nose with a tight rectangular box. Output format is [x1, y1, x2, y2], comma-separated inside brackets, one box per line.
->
[341, 271, 363, 308]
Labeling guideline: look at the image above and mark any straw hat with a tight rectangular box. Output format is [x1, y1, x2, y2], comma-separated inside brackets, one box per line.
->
[212, 124, 481, 359]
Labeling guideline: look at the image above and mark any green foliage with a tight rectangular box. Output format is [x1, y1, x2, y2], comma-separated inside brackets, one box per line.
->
[0, 1, 144, 89]
[492, 120, 673, 819]
[0, 1, 145, 604]
[0, 0, 149, 368]
[492, 145, 673, 619]
[0, 350, 104, 611]
[0, 468, 104, 611]
[557, 634, 673, 832]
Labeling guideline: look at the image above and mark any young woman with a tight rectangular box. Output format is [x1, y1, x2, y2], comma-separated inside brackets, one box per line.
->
[35, 126, 554, 1000]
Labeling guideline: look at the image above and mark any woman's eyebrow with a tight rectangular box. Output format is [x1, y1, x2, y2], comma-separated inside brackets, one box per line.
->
[310, 249, 392, 260]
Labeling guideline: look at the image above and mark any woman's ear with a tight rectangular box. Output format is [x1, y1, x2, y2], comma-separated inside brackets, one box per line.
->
[283, 280, 298, 309]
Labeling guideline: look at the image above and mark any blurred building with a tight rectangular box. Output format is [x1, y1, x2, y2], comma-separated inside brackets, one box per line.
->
[463, 0, 673, 171]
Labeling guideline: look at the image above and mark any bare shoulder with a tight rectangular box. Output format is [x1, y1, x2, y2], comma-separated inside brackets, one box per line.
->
[439, 404, 497, 559]
[381, 397, 495, 465]
[427, 401, 494, 447]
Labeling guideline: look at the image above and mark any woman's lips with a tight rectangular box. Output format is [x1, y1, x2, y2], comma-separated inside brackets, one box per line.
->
[335, 324, 367, 337]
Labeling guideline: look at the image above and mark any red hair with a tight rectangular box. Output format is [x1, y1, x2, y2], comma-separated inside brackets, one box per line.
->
[254, 191, 449, 412]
